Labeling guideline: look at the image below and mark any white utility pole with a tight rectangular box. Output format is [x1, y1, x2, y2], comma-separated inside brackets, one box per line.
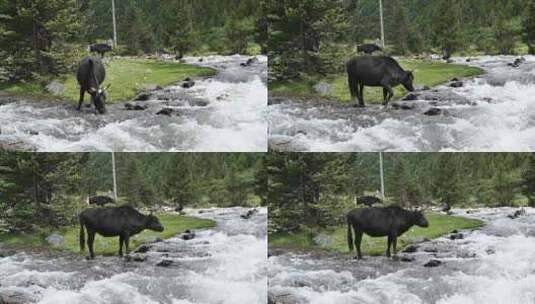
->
[379, 0, 385, 49]
[111, 152, 118, 201]
[112, 0, 117, 47]
[379, 152, 385, 200]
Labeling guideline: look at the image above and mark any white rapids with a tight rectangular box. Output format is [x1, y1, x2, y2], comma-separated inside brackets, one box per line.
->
[0, 55, 267, 152]
[268, 207, 535, 304]
[0, 207, 267, 304]
[268, 55, 535, 152]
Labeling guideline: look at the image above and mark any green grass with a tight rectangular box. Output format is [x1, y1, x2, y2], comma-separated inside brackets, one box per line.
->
[0, 214, 216, 256]
[0, 58, 216, 103]
[270, 212, 485, 256]
[270, 59, 484, 104]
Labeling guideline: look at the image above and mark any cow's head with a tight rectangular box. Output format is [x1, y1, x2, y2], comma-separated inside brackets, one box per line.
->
[89, 84, 110, 114]
[402, 71, 415, 92]
[412, 209, 429, 227]
[145, 213, 165, 232]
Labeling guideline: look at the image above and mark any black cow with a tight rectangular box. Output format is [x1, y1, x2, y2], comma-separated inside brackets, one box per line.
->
[79, 206, 164, 259]
[89, 43, 112, 58]
[347, 56, 415, 107]
[357, 196, 382, 207]
[76, 56, 109, 114]
[87, 195, 114, 207]
[358, 44, 383, 55]
[346, 206, 429, 259]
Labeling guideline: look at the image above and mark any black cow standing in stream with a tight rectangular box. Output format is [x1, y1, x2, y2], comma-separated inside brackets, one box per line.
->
[76, 56, 109, 114]
[346, 56, 415, 107]
[346, 206, 429, 259]
[79, 206, 164, 259]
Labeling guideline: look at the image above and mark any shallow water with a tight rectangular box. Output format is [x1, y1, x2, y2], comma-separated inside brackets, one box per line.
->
[268, 207, 535, 304]
[0, 55, 267, 152]
[268, 56, 535, 152]
[0, 207, 267, 304]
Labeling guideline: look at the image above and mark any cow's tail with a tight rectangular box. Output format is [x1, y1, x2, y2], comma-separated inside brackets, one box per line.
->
[347, 215, 354, 252]
[347, 60, 358, 99]
[79, 215, 85, 251]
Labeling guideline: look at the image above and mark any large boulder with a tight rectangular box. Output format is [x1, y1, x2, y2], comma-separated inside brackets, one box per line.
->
[313, 82, 332, 95]
[46, 233, 64, 247]
[424, 259, 442, 267]
[46, 80, 64, 95]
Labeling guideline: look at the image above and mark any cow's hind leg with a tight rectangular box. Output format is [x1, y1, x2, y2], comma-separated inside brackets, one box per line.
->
[392, 237, 398, 257]
[77, 88, 85, 111]
[87, 230, 96, 259]
[354, 226, 364, 260]
[358, 82, 365, 107]
[124, 235, 130, 254]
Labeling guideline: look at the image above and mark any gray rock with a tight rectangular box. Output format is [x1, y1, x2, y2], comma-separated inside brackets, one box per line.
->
[423, 108, 444, 116]
[313, 82, 332, 95]
[424, 259, 442, 267]
[402, 245, 418, 253]
[0, 290, 33, 304]
[402, 93, 419, 101]
[312, 233, 333, 247]
[450, 81, 464, 88]
[134, 244, 152, 253]
[46, 233, 64, 247]
[135, 92, 151, 101]
[156, 259, 173, 267]
[46, 80, 64, 95]
[450, 233, 464, 240]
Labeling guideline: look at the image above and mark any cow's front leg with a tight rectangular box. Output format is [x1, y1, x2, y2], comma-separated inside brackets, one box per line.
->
[87, 231, 96, 259]
[119, 234, 124, 257]
[386, 235, 392, 257]
[392, 237, 398, 256]
[77, 89, 85, 111]
[124, 234, 130, 254]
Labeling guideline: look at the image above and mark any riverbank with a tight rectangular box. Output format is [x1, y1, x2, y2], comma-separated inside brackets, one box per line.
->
[269, 212, 484, 256]
[0, 58, 216, 103]
[270, 59, 484, 104]
[0, 213, 216, 256]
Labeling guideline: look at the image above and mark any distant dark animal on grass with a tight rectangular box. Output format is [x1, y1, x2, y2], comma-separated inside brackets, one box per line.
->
[79, 206, 164, 259]
[87, 195, 115, 207]
[346, 56, 415, 107]
[76, 56, 109, 114]
[347, 206, 429, 259]
[440, 202, 451, 213]
[357, 196, 382, 207]
[358, 44, 383, 54]
[89, 43, 112, 58]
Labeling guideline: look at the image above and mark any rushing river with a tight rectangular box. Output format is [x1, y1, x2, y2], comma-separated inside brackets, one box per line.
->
[0, 55, 267, 152]
[0, 207, 267, 304]
[268, 207, 535, 304]
[269, 56, 535, 152]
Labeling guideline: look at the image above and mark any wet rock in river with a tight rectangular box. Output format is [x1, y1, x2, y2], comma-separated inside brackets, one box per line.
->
[135, 92, 151, 101]
[182, 79, 195, 89]
[424, 259, 442, 267]
[124, 103, 148, 111]
[486, 248, 496, 255]
[134, 244, 152, 253]
[241, 208, 258, 219]
[156, 259, 173, 267]
[28, 130, 39, 136]
[400, 256, 415, 262]
[402, 245, 418, 253]
[423, 107, 444, 116]
[402, 93, 419, 101]
[240, 57, 259, 67]
[181, 229, 195, 240]
[450, 233, 464, 240]
[413, 236, 430, 243]
[450, 81, 464, 88]
[391, 103, 415, 110]
[507, 208, 526, 219]
[156, 108, 175, 116]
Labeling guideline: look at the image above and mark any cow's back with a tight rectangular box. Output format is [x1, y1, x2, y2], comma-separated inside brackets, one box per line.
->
[76, 56, 106, 89]
[80, 206, 134, 236]
[347, 207, 394, 236]
[347, 56, 402, 85]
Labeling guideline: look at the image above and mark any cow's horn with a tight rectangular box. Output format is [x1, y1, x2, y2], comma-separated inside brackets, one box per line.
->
[89, 87, 97, 93]
[104, 83, 111, 91]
